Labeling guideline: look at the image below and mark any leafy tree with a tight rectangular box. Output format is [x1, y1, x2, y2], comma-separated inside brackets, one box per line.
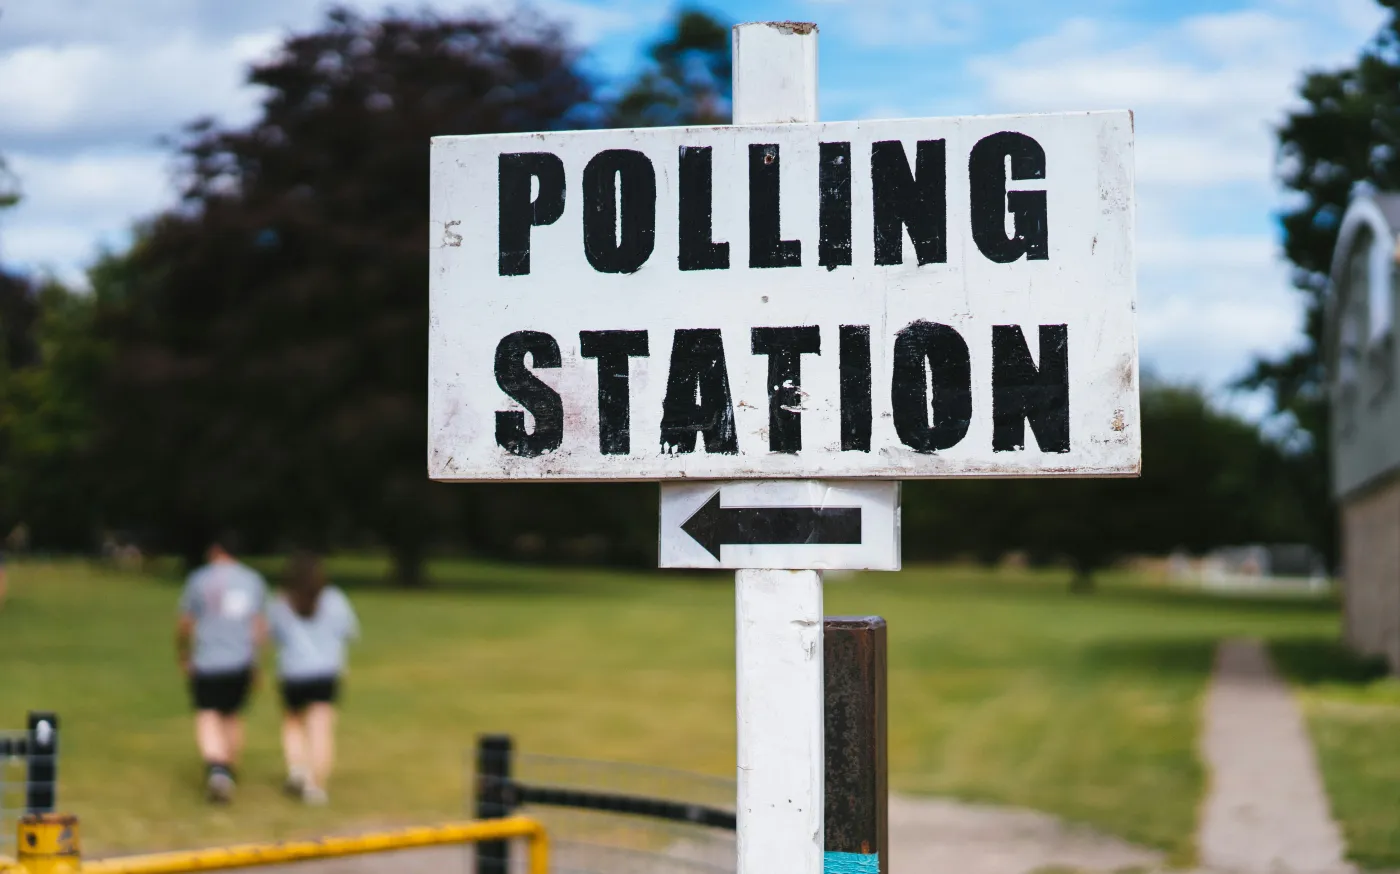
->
[94, 8, 594, 582]
[0, 281, 106, 548]
[613, 8, 731, 127]
[904, 382, 1314, 591]
[1242, 0, 1400, 563]
[0, 156, 36, 540]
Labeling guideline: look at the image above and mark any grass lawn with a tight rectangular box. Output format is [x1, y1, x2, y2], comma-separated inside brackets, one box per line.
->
[0, 559, 1346, 863]
[1273, 641, 1400, 870]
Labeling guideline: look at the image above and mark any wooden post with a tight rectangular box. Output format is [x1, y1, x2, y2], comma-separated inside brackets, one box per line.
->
[824, 618, 887, 874]
[732, 22, 823, 874]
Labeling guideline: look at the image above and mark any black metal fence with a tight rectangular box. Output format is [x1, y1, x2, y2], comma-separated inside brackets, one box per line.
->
[0, 712, 60, 858]
[472, 614, 887, 874]
[472, 739, 737, 874]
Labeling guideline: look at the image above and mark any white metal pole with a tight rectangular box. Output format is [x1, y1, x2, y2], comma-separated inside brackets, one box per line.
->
[731, 22, 823, 874]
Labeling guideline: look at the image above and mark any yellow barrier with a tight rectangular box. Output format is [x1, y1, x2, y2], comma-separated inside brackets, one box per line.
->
[16, 814, 80, 874]
[12, 815, 547, 874]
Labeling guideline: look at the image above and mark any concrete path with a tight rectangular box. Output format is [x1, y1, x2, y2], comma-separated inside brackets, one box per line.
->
[1197, 638, 1354, 874]
[887, 794, 1162, 874]
[224, 793, 1164, 874]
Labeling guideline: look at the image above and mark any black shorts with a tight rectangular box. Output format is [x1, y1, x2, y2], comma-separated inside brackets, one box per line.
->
[280, 676, 340, 713]
[191, 668, 253, 715]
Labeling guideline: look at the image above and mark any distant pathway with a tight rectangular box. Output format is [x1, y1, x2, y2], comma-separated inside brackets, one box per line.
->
[1197, 638, 1354, 874]
[228, 793, 1165, 874]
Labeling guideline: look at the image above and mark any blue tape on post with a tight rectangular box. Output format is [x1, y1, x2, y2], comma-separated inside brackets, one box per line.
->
[824, 851, 878, 874]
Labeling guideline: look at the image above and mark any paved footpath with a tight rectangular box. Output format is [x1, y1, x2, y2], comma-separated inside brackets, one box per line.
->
[221, 793, 1164, 874]
[1197, 638, 1354, 874]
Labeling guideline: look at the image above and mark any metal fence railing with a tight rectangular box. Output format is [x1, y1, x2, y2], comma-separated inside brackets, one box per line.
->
[470, 737, 736, 874]
[0, 712, 59, 859]
[467, 617, 887, 874]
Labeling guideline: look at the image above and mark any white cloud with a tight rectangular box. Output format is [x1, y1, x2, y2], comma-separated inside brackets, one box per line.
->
[0, 150, 172, 284]
[971, 5, 1382, 192]
[0, 31, 278, 150]
[807, 0, 981, 47]
[533, 0, 663, 44]
[0, 0, 660, 283]
[962, 0, 1385, 389]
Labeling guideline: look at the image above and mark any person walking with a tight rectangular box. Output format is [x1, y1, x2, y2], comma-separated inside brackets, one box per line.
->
[269, 551, 359, 805]
[176, 534, 268, 803]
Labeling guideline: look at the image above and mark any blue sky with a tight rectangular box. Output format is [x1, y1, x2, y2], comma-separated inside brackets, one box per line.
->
[0, 0, 1386, 396]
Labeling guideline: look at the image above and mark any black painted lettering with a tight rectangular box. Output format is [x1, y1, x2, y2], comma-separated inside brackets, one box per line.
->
[660, 329, 738, 454]
[679, 146, 729, 271]
[749, 144, 801, 268]
[498, 152, 566, 276]
[819, 142, 852, 270]
[891, 320, 971, 452]
[871, 140, 946, 266]
[992, 325, 1069, 452]
[583, 149, 656, 273]
[969, 132, 1048, 263]
[580, 330, 649, 455]
[839, 325, 871, 452]
[751, 326, 821, 453]
[494, 330, 563, 457]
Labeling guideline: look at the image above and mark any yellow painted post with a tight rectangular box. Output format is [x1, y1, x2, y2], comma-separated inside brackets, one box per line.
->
[16, 813, 80, 874]
[526, 820, 550, 874]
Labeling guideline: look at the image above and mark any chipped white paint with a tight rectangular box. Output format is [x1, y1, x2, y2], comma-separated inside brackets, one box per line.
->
[736, 567, 825, 874]
[659, 479, 900, 570]
[732, 20, 817, 125]
[427, 95, 1138, 483]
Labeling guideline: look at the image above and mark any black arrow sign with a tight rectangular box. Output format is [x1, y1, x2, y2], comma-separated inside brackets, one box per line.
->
[680, 492, 863, 560]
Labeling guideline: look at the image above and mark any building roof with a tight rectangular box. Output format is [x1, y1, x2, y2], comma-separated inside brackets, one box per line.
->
[1328, 190, 1400, 500]
[1330, 192, 1400, 288]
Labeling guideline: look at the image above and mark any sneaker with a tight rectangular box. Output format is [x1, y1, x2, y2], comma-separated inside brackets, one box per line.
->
[206, 768, 235, 804]
[283, 770, 306, 798]
[301, 784, 328, 806]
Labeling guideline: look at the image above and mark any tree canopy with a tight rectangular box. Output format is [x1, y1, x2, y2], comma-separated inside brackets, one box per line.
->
[1242, 0, 1400, 562]
[0, 6, 1325, 585]
[89, 8, 595, 580]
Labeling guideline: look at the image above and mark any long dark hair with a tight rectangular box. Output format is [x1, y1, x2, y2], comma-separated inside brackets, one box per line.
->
[284, 550, 326, 619]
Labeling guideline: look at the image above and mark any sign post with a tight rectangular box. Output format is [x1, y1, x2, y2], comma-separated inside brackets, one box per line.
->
[429, 15, 1137, 874]
[729, 25, 822, 874]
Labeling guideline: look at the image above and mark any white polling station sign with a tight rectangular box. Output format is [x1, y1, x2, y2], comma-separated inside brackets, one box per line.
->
[428, 111, 1137, 482]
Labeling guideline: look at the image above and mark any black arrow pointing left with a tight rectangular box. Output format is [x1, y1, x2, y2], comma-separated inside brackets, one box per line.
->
[680, 491, 862, 560]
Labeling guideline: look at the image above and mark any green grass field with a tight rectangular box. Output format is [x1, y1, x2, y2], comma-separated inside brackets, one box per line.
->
[0, 558, 1383, 866]
[1273, 641, 1400, 869]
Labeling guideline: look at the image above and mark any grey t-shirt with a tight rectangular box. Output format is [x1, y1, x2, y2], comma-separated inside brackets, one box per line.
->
[179, 561, 268, 674]
[267, 586, 359, 681]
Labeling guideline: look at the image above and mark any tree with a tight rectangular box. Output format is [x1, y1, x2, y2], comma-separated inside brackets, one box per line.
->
[1242, 0, 1400, 564]
[0, 153, 37, 541]
[903, 382, 1314, 591]
[612, 8, 731, 127]
[94, 8, 595, 582]
[0, 281, 106, 549]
